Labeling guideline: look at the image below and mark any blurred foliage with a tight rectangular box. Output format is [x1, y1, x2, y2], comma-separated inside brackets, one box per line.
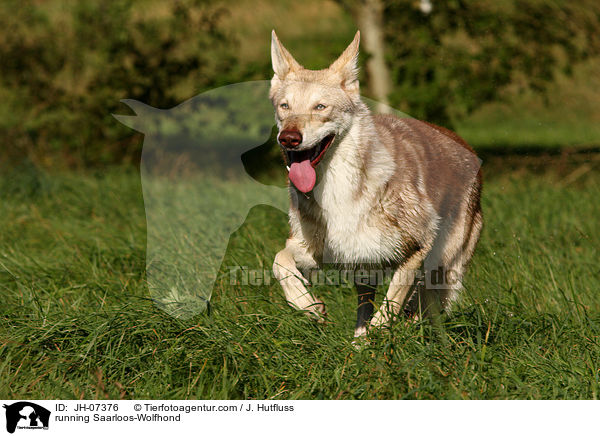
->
[0, 0, 251, 167]
[0, 0, 599, 167]
[383, 0, 600, 126]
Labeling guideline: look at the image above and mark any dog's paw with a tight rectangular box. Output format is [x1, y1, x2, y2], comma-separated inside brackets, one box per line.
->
[351, 334, 369, 350]
[302, 299, 327, 323]
[405, 311, 421, 325]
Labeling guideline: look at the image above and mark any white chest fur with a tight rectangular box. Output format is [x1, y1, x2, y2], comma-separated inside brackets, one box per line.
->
[311, 132, 399, 265]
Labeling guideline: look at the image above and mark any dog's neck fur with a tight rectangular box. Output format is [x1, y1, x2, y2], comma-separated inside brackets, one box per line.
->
[291, 100, 399, 264]
[313, 100, 394, 209]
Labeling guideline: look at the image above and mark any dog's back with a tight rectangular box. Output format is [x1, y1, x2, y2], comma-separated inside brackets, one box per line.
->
[373, 115, 481, 221]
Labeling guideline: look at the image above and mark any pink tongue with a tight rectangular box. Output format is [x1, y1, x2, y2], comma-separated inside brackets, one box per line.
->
[289, 159, 316, 193]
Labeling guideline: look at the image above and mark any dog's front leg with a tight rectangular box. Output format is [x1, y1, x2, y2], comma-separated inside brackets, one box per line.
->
[370, 251, 426, 329]
[273, 238, 326, 320]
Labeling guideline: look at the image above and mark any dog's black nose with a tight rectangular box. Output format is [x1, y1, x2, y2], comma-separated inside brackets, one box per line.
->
[278, 130, 302, 148]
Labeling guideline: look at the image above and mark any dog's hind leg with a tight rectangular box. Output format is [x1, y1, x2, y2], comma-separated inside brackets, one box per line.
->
[273, 237, 326, 320]
[370, 251, 426, 330]
[415, 206, 483, 316]
[437, 208, 483, 311]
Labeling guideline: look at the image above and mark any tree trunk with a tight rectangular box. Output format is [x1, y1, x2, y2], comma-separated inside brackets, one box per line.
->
[352, 0, 392, 113]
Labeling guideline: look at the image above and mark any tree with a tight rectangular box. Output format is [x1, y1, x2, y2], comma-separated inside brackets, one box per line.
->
[337, 0, 393, 113]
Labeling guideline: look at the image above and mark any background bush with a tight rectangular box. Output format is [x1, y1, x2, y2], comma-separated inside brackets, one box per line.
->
[383, 0, 600, 125]
[0, 0, 247, 167]
[1, 0, 599, 167]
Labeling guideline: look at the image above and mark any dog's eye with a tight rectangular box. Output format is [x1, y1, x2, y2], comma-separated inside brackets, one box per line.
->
[280, 103, 289, 109]
[314, 104, 327, 110]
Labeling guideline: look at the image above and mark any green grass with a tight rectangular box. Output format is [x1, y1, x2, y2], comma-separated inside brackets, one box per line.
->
[458, 116, 600, 150]
[1, 160, 599, 399]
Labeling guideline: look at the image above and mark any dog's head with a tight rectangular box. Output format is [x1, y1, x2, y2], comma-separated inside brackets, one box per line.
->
[269, 31, 361, 193]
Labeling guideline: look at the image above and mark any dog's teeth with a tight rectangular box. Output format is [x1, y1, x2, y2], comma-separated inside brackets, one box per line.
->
[286, 165, 290, 172]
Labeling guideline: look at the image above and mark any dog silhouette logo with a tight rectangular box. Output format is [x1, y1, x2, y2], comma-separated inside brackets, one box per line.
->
[114, 81, 290, 320]
[3, 402, 50, 433]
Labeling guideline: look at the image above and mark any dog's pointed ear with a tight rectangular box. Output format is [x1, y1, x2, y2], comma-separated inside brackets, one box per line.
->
[330, 31, 360, 92]
[271, 30, 302, 78]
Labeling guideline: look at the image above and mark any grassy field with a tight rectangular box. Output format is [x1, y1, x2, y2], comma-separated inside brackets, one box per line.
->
[0, 156, 599, 400]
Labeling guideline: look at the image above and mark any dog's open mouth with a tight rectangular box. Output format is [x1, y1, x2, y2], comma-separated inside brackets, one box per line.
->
[285, 134, 335, 193]
[285, 134, 336, 168]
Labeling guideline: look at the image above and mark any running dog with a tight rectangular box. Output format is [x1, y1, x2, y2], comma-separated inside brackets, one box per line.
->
[270, 31, 482, 338]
